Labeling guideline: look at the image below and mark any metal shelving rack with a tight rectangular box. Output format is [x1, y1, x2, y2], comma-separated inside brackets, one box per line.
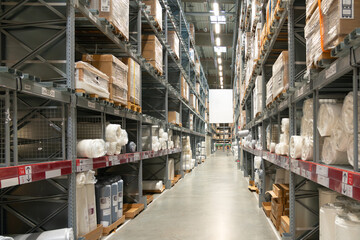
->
[234, 0, 360, 239]
[0, 0, 209, 237]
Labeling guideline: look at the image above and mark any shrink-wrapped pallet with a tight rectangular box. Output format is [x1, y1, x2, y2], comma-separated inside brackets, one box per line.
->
[181, 76, 190, 101]
[347, 134, 360, 167]
[82, 54, 128, 105]
[76, 173, 89, 236]
[142, 35, 163, 74]
[195, 60, 200, 76]
[124, 58, 141, 105]
[96, 184, 111, 227]
[90, 0, 129, 40]
[317, 102, 342, 137]
[189, 48, 195, 63]
[303, 98, 314, 119]
[321, 137, 348, 165]
[75, 61, 110, 98]
[168, 31, 179, 59]
[110, 182, 118, 223]
[281, 118, 289, 133]
[77, 139, 106, 158]
[189, 23, 195, 42]
[290, 136, 303, 159]
[190, 94, 196, 109]
[332, 120, 351, 152]
[143, 0, 162, 31]
[117, 179, 124, 218]
[266, 77, 273, 106]
[342, 92, 360, 134]
[272, 51, 289, 98]
[301, 117, 313, 137]
[105, 124, 122, 142]
[320, 202, 346, 240]
[168, 158, 175, 180]
[335, 212, 360, 240]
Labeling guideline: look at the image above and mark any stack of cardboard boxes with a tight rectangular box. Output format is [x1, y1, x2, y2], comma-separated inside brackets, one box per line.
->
[267, 183, 289, 236]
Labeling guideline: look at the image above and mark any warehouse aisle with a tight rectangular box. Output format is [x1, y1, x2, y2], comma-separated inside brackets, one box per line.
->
[111, 151, 277, 240]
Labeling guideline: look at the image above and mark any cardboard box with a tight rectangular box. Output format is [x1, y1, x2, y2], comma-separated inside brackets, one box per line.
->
[272, 51, 289, 98]
[189, 23, 195, 42]
[123, 58, 141, 105]
[279, 226, 286, 236]
[168, 111, 180, 125]
[280, 184, 289, 198]
[283, 201, 289, 216]
[142, 35, 163, 74]
[262, 202, 271, 217]
[189, 114, 193, 130]
[271, 198, 283, 218]
[266, 77, 273, 106]
[280, 216, 290, 233]
[196, 82, 200, 95]
[168, 31, 179, 59]
[272, 184, 283, 198]
[180, 76, 189, 102]
[190, 94, 196, 109]
[270, 213, 280, 230]
[143, 0, 162, 31]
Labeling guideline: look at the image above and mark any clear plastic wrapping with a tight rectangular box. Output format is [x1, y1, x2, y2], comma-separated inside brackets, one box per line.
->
[317, 102, 343, 137]
[290, 136, 303, 159]
[77, 139, 106, 158]
[301, 117, 313, 137]
[320, 202, 346, 240]
[281, 118, 290, 133]
[272, 51, 289, 98]
[321, 137, 348, 165]
[143, 0, 162, 31]
[332, 120, 351, 152]
[335, 212, 360, 240]
[266, 77, 273, 106]
[347, 134, 360, 167]
[168, 31, 179, 59]
[301, 137, 313, 161]
[342, 92, 360, 134]
[125, 58, 141, 105]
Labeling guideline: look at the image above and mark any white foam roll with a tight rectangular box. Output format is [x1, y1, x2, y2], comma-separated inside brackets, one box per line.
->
[119, 129, 128, 146]
[142, 180, 164, 191]
[301, 117, 313, 137]
[332, 120, 350, 152]
[12, 229, 74, 240]
[115, 142, 122, 155]
[347, 134, 360, 167]
[317, 103, 343, 137]
[280, 133, 289, 144]
[159, 128, 164, 136]
[342, 92, 360, 134]
[275, 143, 281, 155]
[77, 139, 106, 158]
[105, 124, 121, 142]
[162, 132, 168, 141]
[335, 213, 360, 240]
[238, 130, 250, 137]
[319, 188, 341, 208]
[76, 173, 89, 236]
[320, 203, 346, 240]
[254, 156, 262, 169]
[281, 118, 290, 133]
[106, 142, 117, 155]
[303, 99, 314, 120]
[152, 136, 159, 142]
[270, 142, 276, 153]
[280, 143, 289, 156]
[0, 237, 14, 240]
[290, 136, 303, 159]
[302, 137, 313, 161]
[321, 137, 348, 165]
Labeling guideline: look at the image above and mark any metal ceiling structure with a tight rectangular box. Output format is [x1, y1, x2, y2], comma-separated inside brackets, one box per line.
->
[183, 0, 239, 89]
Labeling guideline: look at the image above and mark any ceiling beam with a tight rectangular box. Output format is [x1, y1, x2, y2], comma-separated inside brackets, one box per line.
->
[195, 32, 233, 47]
[181, 0, 237, 3]
[184, 11, 235, 16]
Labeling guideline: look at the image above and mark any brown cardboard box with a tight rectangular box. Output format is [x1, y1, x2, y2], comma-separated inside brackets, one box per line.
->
[283, 201, 289, 216]
[271, 198, 283, 218]
[196, 82, 200, 95]
[123, 58, 141, 105]
[272, 51, 289, 98]
[180, 76, 189, 102]
[280, 184, 289, 198]
[279, 226, 286, 236]
[270, 213, 280, 230]
[168, 111, 180, 125]
[190, 94, 196, 109]
[272, 184, 283, 198]
[168, 31, 179, 59]
[262, 202, 271, 217]
[280, 216, 290, 233]
[143, 0, 162, 31]
[142, 35, 163, 74]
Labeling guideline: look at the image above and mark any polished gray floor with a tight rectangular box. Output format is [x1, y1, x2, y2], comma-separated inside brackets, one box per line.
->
[110, 151, 277, 240]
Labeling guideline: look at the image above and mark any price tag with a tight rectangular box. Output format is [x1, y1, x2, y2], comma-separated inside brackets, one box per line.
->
[41, 87, 55, 98]
[342, 183, 353, 198]
[18, 165, 32, 184]
[134, 153, 140, 161]
[325, 63, 337, 79]
[316, 165, 329, 177]
[114, 109, 120, 115]
[306, 170, 311, 179]
[88, 101, 95, 109]
[342, 171, 354, 185]
[317, 175, 330, 188]
[301, 169, 307, 178]
[24, 84, 31, 91]
[294, 167, 301, 175]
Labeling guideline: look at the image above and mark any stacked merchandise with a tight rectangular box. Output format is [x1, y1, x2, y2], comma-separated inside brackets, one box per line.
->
[143, 0, 162, 31]
[267, 184, 290, 233]
[167, 129, 174, 149]
[189, 23, 195, 42]
[174, 135, 181, 148]
[266, 77, 273, 107]
[255, 126, 263, 150]
[189, 114, 194, 131]
[253, 156, 263, 187]
[168, 158, 175, 181]
[158, 128, 169, 150]
[272, 51, 289, 99]
[253, 76, 263, 118]
[168, 31, 179, 59]
[196, 141, 206, 164]
[195, 60, 200, 76]
[266, 124, 279, 153]
[142, 180, 164, 191]
[190, 94, 196, 110]
[124, 58, 141, 105]
[168, 111, 180, 125]
[142, 35, 163, 75]
[95, 177, 124, 227]
[105, 124, 128, 156]
[300, 99, 315, 160]
[182, 136, 195, 171]
[77, 139, 107, 159]
[275, 118, 289, 156]
[189, 48, 195, 63]
[82, 54, 128, 106]
[232, 142, 239, 159]
[181, 76, 190, 102]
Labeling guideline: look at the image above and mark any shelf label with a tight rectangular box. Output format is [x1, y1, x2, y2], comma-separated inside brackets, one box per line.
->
[134, 153, 140, 161]
[1, 178, 19, 188]
[114, 109, 120, 115]
[45, 169, 61, 179]
[41, 87, 55, 98]
[342, 171, 354, 185]
[294, 167, 301, 175]
[88, 101, 95, 109]
[342, 183, 353, 198]
[24, 84, 31, 91]
[316, 165, 329, 177]
[325, 63, 337, 79]
[318, 175, 330, 188]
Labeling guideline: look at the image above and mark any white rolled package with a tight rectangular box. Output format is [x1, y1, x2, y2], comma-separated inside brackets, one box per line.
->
[142, 180, 164, 191]
[119, 129, 128, 146]
[77, 139, 106, 158]
[319, 187, 341, 208]
[303, 99, 313, 120]
[347, 134, 360, 167]
[317, 103, 342, 137]
[11, 228, 74, 240]
[115, 142, 122, 155]
[280, 133, 289, 144]
[301, 137, 313, 161]
[106, 142, 117, 155]
[320, 203, 345, 240]
[342, 92, 360, 134]
[161, 132, 168, 141]
[290, 136, 303, 159]
[270, 142, 276, 153]
[85, 170, 97, 232]
[105, 124, 121, 142]
[321, 137, 348, 165]
[76, 173, 89, 236]
[301, 117, 313, 137]
[254, 156, 262, 169]
[332, 120, 350, 152]
[281, 118, 290, 133]
[0, 237, 13, 240]
[159, 128, 164, 136]
[335, 212, 360, 240]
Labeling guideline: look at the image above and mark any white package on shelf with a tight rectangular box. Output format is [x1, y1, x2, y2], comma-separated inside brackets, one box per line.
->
[280, 133, 289, 145]
[303, 98, 313, 120]
[106, 142, 117, 156]
[281, 118, 290, 133]
[105, 124, 121, 142]
[290, 136, 303, 159]
[119, 129, 128, 146]
[275, 143, 289, 156]
[320, 202, 346, 240]
[12, 228, 74, 240]
[342, 92, 360, 134]
[95, 184, 111, 227]
[270, 142, 276, 153]
[317, 103, 342, 137]
[77, 139, 106, 158]
[142, 180, 164, 191]
[254, 156, 262, 169]
[76, 173, 89, 236]
[332, 120, 351, 152]
[85, 171, 97, 232]
[0, 237, 13, 240]
[347, 134, 360, 167]
[319, 187, 341, 208]
[321, 137, 348, 165]
[301, 117, 313, 137]
[302, 137, 313, 161]
[335, 212, 360, 240]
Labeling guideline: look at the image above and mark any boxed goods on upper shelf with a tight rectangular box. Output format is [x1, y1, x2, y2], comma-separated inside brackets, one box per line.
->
[181, 76, 190, 102]
[196, 82, 200, 95]
[190, 94, 196, 109]
[90, 0, 129, 40]
[189, 48, 195, 63]
[189, 114, 194, 130]
[82, 54, 128, 105]
[272, 51, 289, 99]
[142, 35, 163, 75]
[189, 23, 195, 42]
[123, 58, 141, 105]
[253, 76, 263, 118]
[143, 0, 163, 31]
[266, 77, 273, 106]
[168, 111, 180, 125]
[168, 31, 179, 59]
[195, 59, 200, 76]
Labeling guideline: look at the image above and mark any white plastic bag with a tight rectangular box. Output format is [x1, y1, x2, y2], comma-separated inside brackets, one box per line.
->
[321, 137, 348, 165]
[290, 136, 303, 159]
[317, 103, 342, 137]
[77, 139, 106, 158]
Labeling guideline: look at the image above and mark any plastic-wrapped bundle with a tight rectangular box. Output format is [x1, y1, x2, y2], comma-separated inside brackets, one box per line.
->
[0, 237, 13, 240]
[76, 173, 89, 236]
[317, 103, 342, 137]
[303, 99, 313, 120]
[320, 203, 346, 240]
[335, 212, 360, 240]
[266, 124, 280, 150]
[280, 133, 289, 145]
[250, 140, 256, 149]
[105, 124, 121, 142]
[119, 129, 128, 146]
[281, 118, 289, 133]
[115, 142, 122, 155]
[332, 120, 350, 152]
[301, 117, 313, 137]
[321, 137, 348, 165]
[95, 184, 111, 227]
[319, 188, 341, 208]
[159, 128, 164, 136]
[342, 92, 360, 134]
[161, 132, 168, 141]
[254, 156, 262, 169]
[106, 142, 117, 156]
[77, 139, 106, 159]
[117, 179, 123, 218]
[335, 196, 352, 205]
[276, 143, 289, 156]
[290, 136, 303, 159]
[110, 182, 118, 223]
[254, 170, 260, 186]
[302, 137, 313, 161]
[85, 171, 97, 232]
[142, 180, 164, 191]
[347, 134, 360, 167]
[11, 229, 74, 240]
[126, 141, 136, 153]
[270, 142, 276, 153]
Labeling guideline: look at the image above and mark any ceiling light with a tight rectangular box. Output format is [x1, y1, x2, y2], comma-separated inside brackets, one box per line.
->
[217, 51, 221, 56]
[219, 72, 223, 77]
[219, 66, 223, 71]
[221, 85, 223, 89]
[215, 23, 220, 34]
[216, 37, 221, 46]
[213, 3, 219, 16]
[220, 76, 223, 81]
[218, 58, 222, 64]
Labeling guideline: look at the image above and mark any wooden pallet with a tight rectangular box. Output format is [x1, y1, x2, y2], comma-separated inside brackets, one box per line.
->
[109, 21, 129, 42]
[146, 195, 154, 205]
[202, 159, 206, 163]
[171, 174, 181, 186]
[185, 169, 191, 174]
[102, 215, 126, 236]
[80, 224, 103, 240]
[127, 102, 142, 113]
[143, 185, 165, 194]
[123, 203, 144, 219]
[75, 89, 100, 99]
[114, 100, 127, 108]
[99, 98, 113, 105]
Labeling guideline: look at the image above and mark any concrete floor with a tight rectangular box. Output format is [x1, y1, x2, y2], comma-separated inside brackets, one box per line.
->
[110, 151, 278, 240]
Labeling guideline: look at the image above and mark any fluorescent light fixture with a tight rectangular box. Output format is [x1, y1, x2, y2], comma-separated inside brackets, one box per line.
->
[215, 23, 220, 34]
[218, 58, 222, 64]
[219, 66, 223, 71]
[214, 46, 226, 53]
[220, 76, 223, 81]
[210, 15, 226, 24]
[213, 3, 219, 16]
[216, 37, 221, 46]
[221, 86, 223, 89]
[219, 72, 223, 77]
[217, 51, 221, 56]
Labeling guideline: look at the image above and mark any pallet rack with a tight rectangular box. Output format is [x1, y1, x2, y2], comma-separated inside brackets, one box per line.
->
[0, 0, 209, 237]
[234, 0, 360, 239]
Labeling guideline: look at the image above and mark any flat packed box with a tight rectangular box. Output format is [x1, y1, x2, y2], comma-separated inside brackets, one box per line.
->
[262, 202, 271, 217]
[271, 198, 283, 218]
[266, 77, 273, 106]
[181, 76, 189, 102]
[280, 216, 290, 233]
[189, 114, 193, 130]
[272, 51, 289, 98]
[195, 60, 200, 76]
[123, 58, 141, 105]
[190, 94, 196, 109]
[168, 111, 180, 125]
[168, 31, 179, 59]
[142, 35, 163, 74]
[270, 212, 280, 230]
[143, 0, 162, 31]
